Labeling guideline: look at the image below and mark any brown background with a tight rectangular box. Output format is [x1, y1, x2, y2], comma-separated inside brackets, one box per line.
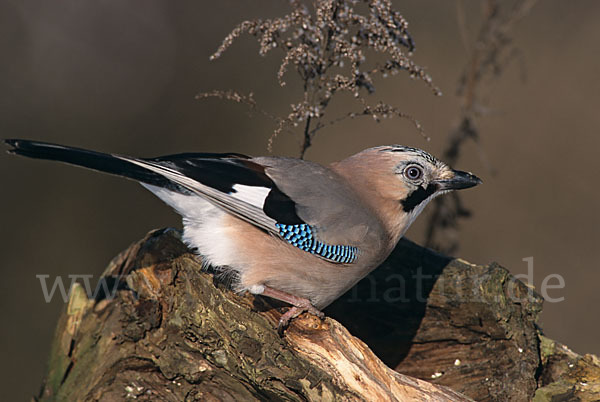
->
[1, 1, 598, 400]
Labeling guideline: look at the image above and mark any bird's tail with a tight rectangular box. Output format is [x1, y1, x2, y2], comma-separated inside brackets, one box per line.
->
[4, 139, 177, 190]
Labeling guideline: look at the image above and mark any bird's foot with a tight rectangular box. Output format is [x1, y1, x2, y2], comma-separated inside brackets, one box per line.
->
[258, 285, 324, 335]
[277, 303, 324, 336]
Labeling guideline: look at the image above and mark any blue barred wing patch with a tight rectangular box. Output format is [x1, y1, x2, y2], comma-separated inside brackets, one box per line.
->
[275, 223, 359, 264]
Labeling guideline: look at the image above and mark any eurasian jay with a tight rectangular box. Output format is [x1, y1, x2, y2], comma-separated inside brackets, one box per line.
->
[5, 139, 481, 331]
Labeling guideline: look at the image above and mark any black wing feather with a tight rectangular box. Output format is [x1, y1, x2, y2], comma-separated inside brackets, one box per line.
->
[147, 154, 271, 194]
[263, 188, 304, 225]
[5, 139, 305, 224]
[5, 139, 187, 192]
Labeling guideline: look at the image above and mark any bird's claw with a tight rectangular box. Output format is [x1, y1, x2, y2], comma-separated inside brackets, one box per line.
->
[277, 305, 324, 336]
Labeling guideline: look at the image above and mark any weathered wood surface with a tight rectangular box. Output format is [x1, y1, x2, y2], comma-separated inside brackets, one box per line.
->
[36, 229, 599, 401]
[533, 336, 600, 401]
[327, 239, 543, 401]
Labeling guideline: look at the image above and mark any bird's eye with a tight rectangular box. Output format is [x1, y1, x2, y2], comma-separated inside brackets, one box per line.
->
[404, 165, 423, 181]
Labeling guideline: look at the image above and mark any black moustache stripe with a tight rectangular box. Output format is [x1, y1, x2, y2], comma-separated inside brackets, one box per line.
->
[401, 183, 437, 212]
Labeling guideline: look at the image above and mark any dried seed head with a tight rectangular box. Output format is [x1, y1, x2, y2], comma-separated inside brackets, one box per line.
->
[208, 0, 440, 156]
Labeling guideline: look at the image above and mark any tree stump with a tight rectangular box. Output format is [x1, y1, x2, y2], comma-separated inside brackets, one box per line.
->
[36, 229, 600, 401]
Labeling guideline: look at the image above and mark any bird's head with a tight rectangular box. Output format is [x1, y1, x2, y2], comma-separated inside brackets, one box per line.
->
[378, 145, 482, 215]
[332, 145, 481, 241]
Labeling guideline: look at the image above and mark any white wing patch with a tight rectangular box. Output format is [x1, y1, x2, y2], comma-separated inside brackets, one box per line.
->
[230, 184, 270, 208]
[123, 156, 278, 233]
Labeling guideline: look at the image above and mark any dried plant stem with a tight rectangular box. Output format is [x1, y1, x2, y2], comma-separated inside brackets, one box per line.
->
[205, 0, 440, 158]
[300, 115, 313, 159]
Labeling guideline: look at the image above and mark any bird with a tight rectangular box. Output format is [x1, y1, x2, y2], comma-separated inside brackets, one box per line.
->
[5, 139, 481, 332]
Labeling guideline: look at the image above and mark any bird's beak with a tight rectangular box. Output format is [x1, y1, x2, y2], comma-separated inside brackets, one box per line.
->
[436, 170, 482, 191]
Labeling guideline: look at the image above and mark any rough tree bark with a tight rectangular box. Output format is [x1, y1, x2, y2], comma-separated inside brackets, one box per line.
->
[36, 229, 599, 401]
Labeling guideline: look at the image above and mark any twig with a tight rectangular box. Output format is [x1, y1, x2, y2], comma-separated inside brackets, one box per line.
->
[206, 0, 440, 157]
[424, 0, 538, 254]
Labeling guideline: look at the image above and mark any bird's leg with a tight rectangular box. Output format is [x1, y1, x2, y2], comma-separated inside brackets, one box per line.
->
[259, 286, 324, 334]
